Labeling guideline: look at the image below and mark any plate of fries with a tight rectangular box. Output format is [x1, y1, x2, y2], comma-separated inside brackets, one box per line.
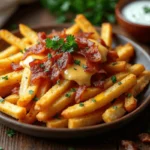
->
[0, 14, 149, 138]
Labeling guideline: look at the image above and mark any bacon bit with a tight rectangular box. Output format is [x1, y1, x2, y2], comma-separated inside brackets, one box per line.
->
[11, 63, 23, 71]
[107, 50, 118, 62]
[11, 86, 19, 95]
[76, 32, 93, 39]
[91, 71, 106, 88]
[121, 140, 138, 150]
[57, 52, 73, 70]
[75, 86, 87, 103]
[38, 32, 47, 42]
[138, 133, 150, 143]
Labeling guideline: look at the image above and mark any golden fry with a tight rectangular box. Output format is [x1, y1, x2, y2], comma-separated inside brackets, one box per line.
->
[5, 94, 19, 104]
[66, 24, 80, 35]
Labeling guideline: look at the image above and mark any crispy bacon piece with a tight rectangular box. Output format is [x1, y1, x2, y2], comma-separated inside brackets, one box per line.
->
[138, 133, 150, 143]
[76, 32, 93, 39]
[121, 140, 138, 150]
[75, 86, 87, 103]
[91, 71, 106, 88]
[11, 63, 23, 71]
[38, 32, 47, 42]
[107, 50, 118, 62]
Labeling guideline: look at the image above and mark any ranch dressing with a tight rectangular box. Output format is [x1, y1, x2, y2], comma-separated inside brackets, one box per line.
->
[122, 1, 150, 25]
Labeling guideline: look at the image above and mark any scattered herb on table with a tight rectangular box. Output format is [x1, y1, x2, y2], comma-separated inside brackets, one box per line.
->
[6, 129, 16, 137]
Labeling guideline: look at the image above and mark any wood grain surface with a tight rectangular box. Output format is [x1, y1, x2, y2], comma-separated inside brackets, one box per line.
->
[0, 2, 150, 150]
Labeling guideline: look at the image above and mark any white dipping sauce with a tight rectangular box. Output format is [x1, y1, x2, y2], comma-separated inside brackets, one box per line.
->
[122, 1, 150, 25]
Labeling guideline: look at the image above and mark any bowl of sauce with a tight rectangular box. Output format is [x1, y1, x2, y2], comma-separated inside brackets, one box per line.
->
[115, 0, 150, 43]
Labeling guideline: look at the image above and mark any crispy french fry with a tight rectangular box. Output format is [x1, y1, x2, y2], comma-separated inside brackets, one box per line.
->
[90, 39, 108, 62]
[124, 95, 137, 112]
[68, 107, 106, 128]
[21, 81, 51, 124]
[19, 24, 38, 44]
[0, 71, 22, 88]
[103, 61, 127, 74]
[0, 52, 23, 69]
[127, 64, 145, 76]
[101, 23, 112, 47]
[75, 14, 100, 40]
[19, 67, 31, 97]
[46, 118, 68, 128]
[5, 94, 19, 104]
[0, 38, 29, 59]
[36, 89, 75, 121]
[0, 30, 30, 49]
[66, 24, 80, 35]
[35, 80, 73, 111]
[116, 43, 134, 61]
[102, 98, 126, 123]
[0, 68, 12, 76]
[62, 74, 137, 118]
[0, 99, 26, 119]
[17, 82, 39, 107]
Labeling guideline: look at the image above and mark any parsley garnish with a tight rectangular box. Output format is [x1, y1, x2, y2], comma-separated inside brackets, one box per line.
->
[112, 62, 117, 66]
[29, 90, 34, 95]
[82, 64, 87, 69]
[40, 64, 44, 68]
[0, 98, 4, 103]
[70, 88, 76, 92]
[20, 50, 23, 53]
[143, 6, 150, 13]
[2, 76, 8, 80]
[74, 60, 80, 65]
[47, 53, 52, 59]
[118, 82, 122, 85]
[6, 129, 16, 137]
[113, 106, 117, 110]
[92, 98, 96, 103]
[127, 93, 132, 98]
[33, 96, 39, 101]
[65, 93, 71, 98]
[79, 103, 84, 107]
[57, 79, 60, 85]
[111, 76, 117, 83]
[0, 147, 3, 150]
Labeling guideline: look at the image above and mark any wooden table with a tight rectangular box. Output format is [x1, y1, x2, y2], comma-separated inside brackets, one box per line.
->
[0, 2, 150, 150]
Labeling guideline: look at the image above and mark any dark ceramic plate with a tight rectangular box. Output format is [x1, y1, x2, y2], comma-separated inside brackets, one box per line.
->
[0, 25, 150, 138]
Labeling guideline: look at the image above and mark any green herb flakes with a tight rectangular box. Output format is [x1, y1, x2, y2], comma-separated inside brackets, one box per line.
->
[74, 60, 80, 65]
[2, 76, 8, 80]
[143, 6, 150, 13]
[33, 96, 39, 101]
[82, 64, 87, 69]
[29, 90, 34, 95]
[40, 64, 44, 68]
[70, 88, 76, 92]
[79, 103, 84, 107]
[74, 68, 77, 70]
[127, 93, 132, 98]
[112, 62, 117, 66]
[91, 98, 96, 103]
[57, 79, 60, 85]
[6, 129, 16, 137]
[111, 75, 117, 83]
[65, 93, 71, 98]
[47, 53, 52, 59]
[113, 106, 117, 110]
[118, 82, 122, 85]
[0, 98, 4, 103]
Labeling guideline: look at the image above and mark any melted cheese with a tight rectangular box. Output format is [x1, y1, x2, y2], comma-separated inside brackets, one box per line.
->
[62, 56, 95, 86]
[20, 55, 44, 68]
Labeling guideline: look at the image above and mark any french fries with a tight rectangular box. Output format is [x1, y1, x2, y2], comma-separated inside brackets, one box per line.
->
[0, 14, 149, 130]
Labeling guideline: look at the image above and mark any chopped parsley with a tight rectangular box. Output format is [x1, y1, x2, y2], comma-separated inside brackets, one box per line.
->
[112, 62, 117, 66]
[91, 98, 96, 103]
[40, 64, 44, 68]
[29, 90, 34, 95]
[111, 75, 117, 83]
[74, 60, 80, 66]
[79, 103, 84, 107]
[0, 147, 3, 150]
[20, 50, 24, 53]
[65, 93, 71, 98]
[82, 64, 87, 69]
[113, 106, 118, 110]
[2, 76, 8, 80]
[143, 6, 150, 13]
[127, 93, 132, 98]
[45, 35, 77, 53]
[0, 98, 4, 103]
[118, 82, 122, 85]
[6, 129, 16, 137]
[47, 53, 52, 59]
[70, 88, 76, 92]
[57, 79, 60, 85]
[74, 68, 77, 70]
[33, 96, 39, 101]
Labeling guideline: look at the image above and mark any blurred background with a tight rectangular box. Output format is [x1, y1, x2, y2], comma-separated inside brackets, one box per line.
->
[0, 0, 118, 30]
